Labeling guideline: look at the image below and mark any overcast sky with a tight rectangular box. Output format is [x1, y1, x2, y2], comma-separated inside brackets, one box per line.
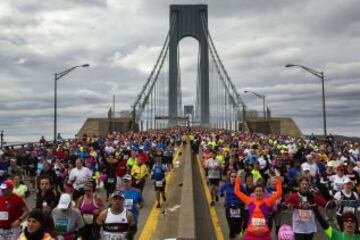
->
[1, 0, 360, 142]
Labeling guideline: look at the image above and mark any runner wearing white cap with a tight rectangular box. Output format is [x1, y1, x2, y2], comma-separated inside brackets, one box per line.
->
[52, 193, 85, 239]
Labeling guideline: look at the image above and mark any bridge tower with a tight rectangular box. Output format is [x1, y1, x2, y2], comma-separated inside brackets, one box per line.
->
[169, 5, 209, 126]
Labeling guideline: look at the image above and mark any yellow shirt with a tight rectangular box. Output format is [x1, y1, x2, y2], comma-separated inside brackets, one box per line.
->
[131, 164, 148, 180]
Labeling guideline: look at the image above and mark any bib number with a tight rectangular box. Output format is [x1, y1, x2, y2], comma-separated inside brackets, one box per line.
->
[251, 218, 266, 228]
[55, 218, 70, 234]
[107, 178, 115, 183]
[0, 229, 12, 240]
[124, 199, 134, 210]
[56, 235, 76, 240]
[298, 209, 312, 222]
[83, 214, 94, 224]
[229, 208, 241, 218]
[0, 211, 9, 220]
[103, 232, 127, 240]
[155, 181, 164, 187]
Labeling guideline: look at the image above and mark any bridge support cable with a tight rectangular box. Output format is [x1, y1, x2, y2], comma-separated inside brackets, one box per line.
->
[204, 28, 237, 129]
[131, 14, 177, 130]
[200, 14, 246, 130]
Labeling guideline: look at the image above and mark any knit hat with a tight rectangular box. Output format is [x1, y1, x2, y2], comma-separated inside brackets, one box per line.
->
[28, 209, 46, 225]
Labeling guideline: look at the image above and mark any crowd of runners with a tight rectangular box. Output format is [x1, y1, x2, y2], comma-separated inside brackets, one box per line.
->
[0, 128, 360, 240]
[195, 130, 360, 240]
[0, 130, 178, 240]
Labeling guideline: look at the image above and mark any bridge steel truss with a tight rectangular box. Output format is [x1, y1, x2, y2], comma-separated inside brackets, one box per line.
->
[131, 4, 246, 131]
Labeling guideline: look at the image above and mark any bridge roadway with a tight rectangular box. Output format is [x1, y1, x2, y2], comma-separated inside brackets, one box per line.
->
[24, 143, 330, 240]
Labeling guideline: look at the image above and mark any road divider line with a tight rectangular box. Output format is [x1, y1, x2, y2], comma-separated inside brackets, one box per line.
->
[196, 154, 225, 240]
[138, 147, 181, 240]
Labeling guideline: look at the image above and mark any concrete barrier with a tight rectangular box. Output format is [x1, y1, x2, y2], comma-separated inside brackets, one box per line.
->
[177, 142, 196, 239]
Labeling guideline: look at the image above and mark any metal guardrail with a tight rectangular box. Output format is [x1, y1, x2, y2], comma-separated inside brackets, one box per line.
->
[1, 139, 74, 150]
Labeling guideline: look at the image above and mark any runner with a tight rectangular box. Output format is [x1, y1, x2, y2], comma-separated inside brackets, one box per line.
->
[104, 154, 118, 200]
[205, 149, 222, 206]
[52, 193, 85, 239]
[116, 156, 127, 191]
[333, 178, 359, 231]
[234, 174, 282, 240]
[35, 176, 59, 211]
[122, 174, 143, 236]
[130, 158, 148, 192]
[314, 207, 360, 240]
[76, 181, 104, 239]
[95, 191, 137, 240]
[151, 156, 167, 208]
[17, 209, 53, 240]
[12, 175, 28, 198]
[68, 158, 92, 201]
[0, 179, 29, 240]
[285, 177, 330, 240]
[218, 171, 242, 240]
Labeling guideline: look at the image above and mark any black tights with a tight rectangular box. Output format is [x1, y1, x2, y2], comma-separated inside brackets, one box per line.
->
[294, 233, 314, 240]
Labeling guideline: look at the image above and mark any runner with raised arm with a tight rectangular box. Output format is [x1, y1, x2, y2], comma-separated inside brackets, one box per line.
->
[313, 207, 360, 240]
[234, 173, 282, 240]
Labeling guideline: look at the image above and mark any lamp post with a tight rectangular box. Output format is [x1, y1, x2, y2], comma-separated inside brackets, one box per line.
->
[285, 64, 327, 137]
[0, 130, 4, 149]
[54, 64, 89, 145]
[244, 90, 266, 119]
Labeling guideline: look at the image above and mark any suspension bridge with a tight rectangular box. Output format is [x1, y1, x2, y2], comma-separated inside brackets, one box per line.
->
[75, 4, 303, 240]
[131, 5, 246, 132]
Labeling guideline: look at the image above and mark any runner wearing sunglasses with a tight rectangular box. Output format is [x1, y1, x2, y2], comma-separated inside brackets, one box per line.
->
[314, 206, 360, 240]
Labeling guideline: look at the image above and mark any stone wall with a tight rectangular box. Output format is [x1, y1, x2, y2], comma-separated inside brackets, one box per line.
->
[245, 117, 303, 137]
[77, 117, 133, 137]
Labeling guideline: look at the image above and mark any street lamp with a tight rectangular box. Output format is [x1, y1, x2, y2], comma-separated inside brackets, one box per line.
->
[244, 90, 266, 119]
[285, 64, 327, 137]
[0, 130, 4, 149]
[54, 64, 90, 145]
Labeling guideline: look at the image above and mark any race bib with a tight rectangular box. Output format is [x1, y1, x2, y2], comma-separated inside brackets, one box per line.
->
[0, 211, 9, 220]
[251, 218, 266, 228]
[55, 218, 70, 234]
[229, 208, 241, 218]
[83, 214, 94, 224]
[209, 169, 220, 179]
[298, 209, 312, 222]
[343, 207, 355, 214]
[124, 199, 134, 210]
[107, 178, 115, 183]
[103, 232, 127, 240]
[155, 181, 164, 187]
